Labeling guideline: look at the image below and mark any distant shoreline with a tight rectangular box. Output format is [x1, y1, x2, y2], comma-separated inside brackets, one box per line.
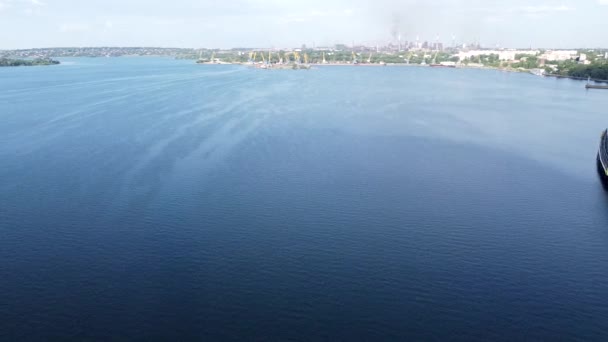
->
[4, 55, 605, 83]
[233, 61, 540, 75]
[0, 58, 60, 67]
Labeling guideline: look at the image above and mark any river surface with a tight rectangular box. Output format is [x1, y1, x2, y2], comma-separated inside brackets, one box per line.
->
[2, 58, 608, 341]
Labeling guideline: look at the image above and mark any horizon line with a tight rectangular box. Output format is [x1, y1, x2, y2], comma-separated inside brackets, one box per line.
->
[3, 46, 608, 51]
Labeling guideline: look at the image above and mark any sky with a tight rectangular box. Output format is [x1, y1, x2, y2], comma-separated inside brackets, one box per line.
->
[1, 0, 608, 49]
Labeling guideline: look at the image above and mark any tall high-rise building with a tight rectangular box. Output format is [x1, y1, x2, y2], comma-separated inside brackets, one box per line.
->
[398, 33, 402, 52]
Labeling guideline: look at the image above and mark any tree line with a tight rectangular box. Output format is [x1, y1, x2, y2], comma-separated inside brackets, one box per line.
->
[0, 58, 60, 67]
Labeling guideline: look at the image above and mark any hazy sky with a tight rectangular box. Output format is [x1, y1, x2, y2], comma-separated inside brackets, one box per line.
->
[1, 0, 608, 49]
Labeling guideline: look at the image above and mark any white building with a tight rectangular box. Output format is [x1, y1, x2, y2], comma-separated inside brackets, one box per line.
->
[540, 50, 578, 62]
[457, 50, 539, 62]
[579, 53, 587, 62]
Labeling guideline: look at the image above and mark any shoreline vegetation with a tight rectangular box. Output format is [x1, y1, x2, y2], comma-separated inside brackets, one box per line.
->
[187, 49, 608, 82]
[202, 60, 608, 83]
[0, 58, 60, 67]
[2, 46, 607, 82]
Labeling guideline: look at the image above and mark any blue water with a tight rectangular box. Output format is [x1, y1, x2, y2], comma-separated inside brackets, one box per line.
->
[2, 58, 608, 341]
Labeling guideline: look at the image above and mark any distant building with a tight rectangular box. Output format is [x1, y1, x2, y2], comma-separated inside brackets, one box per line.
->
[432, 43, 444, 51]
[457, 50, 539, 62]
[540, 50, 577, 62]
[499, 51, 516, 61]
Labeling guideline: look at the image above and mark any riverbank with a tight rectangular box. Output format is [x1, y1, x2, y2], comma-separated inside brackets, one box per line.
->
[196, 59, 604, 82]
[0, 58, 60, 67]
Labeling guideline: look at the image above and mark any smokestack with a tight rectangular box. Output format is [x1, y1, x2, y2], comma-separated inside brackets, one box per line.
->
[390, 13, 401, 44]
[398, 33, 402, 51]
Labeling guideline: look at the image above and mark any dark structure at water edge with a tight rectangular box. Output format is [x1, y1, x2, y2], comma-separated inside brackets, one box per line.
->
[587, 84, 608, 90]
[598, 129, 608, 181]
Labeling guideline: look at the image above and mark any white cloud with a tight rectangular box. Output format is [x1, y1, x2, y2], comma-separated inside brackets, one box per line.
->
[277, 15, 307, 24]
[277, 8, 356, 24]
[518, 5, 574, 14]
[0, 0, 12, 11]
[310, 10, 329, 17]
[0, 0, 46, 15]
[59, 23, 90, 33]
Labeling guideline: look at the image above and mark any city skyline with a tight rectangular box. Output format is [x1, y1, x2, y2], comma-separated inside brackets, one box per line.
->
[1, 0, 608, 49]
